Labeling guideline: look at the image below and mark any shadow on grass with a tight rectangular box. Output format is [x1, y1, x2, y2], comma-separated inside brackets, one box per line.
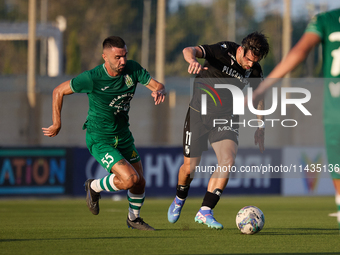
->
[173, 254, 340, 255]
[167, 226, 340, 235]
[257, 227, 339, 236]
[0, 236, 170, 243]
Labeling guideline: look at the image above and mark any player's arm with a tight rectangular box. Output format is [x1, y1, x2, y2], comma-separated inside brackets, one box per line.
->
[145, 78, 166, 105]
[252, 32, 321, 102]
[42, 80, 73, 137]
[182, 46, 208, 74]
[254, 98, 265, 153]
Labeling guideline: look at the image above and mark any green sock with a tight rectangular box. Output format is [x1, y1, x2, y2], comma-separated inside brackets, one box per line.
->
[127, 191, 145, 221]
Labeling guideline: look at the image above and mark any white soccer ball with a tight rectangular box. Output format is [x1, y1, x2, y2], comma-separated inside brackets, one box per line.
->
[236, 206, 265, 234]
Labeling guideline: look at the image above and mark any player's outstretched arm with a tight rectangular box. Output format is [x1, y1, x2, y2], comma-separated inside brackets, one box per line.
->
[42, 80, 74, 137]
[254, 98, 265, 153]
[146, 78, 166, 105]
[182, 46, 208, 74]
[252, 32, 321, 103]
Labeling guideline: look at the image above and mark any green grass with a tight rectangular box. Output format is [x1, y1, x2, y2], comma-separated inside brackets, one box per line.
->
[0, 196, 339, 255]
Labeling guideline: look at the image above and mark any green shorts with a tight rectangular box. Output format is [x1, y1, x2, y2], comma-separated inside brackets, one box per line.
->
[85, 131, 141, 172]
[324, 124, 340, 179]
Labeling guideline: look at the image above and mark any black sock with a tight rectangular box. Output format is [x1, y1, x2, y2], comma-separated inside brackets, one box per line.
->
[176, 185, 190, 199]
[201, 189, 223, 209]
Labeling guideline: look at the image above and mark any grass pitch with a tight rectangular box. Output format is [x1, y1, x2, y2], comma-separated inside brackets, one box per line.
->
[0, 196, 339, 255]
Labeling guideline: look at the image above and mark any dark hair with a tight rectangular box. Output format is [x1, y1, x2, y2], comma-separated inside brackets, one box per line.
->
[102, 36, 126, 49]
[241, 32, 269, 61]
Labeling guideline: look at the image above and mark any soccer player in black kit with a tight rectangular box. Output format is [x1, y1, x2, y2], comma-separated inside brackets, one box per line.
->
[168, 32, 270, 229]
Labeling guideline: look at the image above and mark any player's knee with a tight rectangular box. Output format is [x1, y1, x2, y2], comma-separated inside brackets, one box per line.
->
[123, 173, 139, 189]
[219, 156, 235, 168]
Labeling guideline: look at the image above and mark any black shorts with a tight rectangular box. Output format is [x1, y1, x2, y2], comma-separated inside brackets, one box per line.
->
[182, 107, 239, 157]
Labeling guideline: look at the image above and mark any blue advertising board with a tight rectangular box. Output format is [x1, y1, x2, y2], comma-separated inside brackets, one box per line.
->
[0, 147, 281, 197]
[0, 148, 72, 196]
[74, 147, 281, 197]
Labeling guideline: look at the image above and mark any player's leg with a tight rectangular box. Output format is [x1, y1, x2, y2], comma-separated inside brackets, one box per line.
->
[86, 158, 138, 215]
[84, 134, 124, 215]
[177, 155, 201, 195]
[334, 180, 340, 230]
[208, 139, 237, 192]
[168, 108, 206, 223]
[127, 160, 145, 221]
[324, 124, 340, 230]
[125, 160, 154, 230]
[114, 143, 155, 230]
[195, 139, 237, 229]
[84, 132, 138, 215]
[168, 156, 201, 223]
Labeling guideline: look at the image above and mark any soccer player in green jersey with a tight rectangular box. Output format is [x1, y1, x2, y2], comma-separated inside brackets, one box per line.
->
[252, 8, 340, 230]
[42, 36, 166, 230]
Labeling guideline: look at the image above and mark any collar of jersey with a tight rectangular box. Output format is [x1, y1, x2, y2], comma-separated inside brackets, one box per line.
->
[102, 64, 122, 78]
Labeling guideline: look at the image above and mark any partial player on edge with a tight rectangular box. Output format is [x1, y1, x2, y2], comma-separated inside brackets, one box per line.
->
[251, 8, 340, 231]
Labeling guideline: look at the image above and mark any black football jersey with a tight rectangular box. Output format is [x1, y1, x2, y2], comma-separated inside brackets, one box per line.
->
[189, 41, 264, 115]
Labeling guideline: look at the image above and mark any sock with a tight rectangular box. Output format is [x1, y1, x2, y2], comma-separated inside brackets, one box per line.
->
[90, 174, 119, 193]
[200, 206, 210, 211]
[201, 189, 223, 210]
[336, 193, 340, 228]
[127, 191, 145, 221]
[176, 185, 190, 199]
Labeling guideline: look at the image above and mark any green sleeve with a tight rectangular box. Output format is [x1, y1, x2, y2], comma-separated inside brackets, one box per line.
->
[70, 71, 94, 93]
[134, 61, 152, 86]
[305, 13, 324, 40]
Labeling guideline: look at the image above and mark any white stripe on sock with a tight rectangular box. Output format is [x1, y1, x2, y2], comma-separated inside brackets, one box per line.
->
[103, 176, 109, 191]
[90, 179, 103, 193]
[336, 193, 340, 205]
[127, 191, 145, 200]
[129, 202, 142, 207]
[109, 173, 119, 191]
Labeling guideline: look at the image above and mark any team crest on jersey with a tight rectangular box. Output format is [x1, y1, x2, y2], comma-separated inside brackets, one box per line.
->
[124, 74, 134, 88]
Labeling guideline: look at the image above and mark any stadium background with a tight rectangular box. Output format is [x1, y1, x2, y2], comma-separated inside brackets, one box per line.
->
[0, 0, 339, 198]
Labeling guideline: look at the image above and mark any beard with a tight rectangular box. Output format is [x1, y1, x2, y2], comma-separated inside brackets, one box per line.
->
[110, 64, 125, 74]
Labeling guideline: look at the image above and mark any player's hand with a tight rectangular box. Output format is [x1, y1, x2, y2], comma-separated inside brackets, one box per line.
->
[254, 128, 265, 153]
[188, 60, 208, 74]
[42, 124, 61, 137]
[151, 88, 166, 105]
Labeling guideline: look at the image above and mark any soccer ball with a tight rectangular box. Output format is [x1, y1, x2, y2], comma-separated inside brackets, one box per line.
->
[236, 206, 265, 234]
